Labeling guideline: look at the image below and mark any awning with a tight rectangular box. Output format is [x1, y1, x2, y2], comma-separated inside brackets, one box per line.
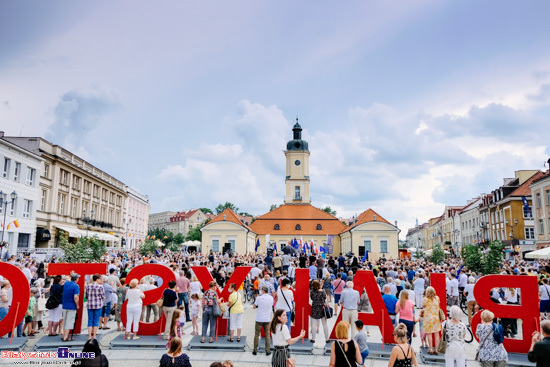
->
[88, 231, 119, 242]
[36, 228, 51, 242]
[56, 225, 85, 238]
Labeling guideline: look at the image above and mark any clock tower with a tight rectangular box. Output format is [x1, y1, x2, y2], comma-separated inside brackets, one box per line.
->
[284, 119, 311, 204]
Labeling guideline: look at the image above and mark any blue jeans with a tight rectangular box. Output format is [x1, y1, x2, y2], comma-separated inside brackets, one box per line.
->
[88, 308, 101, 327]
[285, 311, 292, 332]
[178, 293, 190, 321]
[360, 350, 369, 365]
[201, 308, 217, 339]
[8, 319, 23, 338]
[0, 307, 8, 322]
[400, 319, 414, 342]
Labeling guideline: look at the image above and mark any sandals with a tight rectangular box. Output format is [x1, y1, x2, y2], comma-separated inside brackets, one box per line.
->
[209, 338, 214, 343]
[228, 338, 234, 342]
[200, 338, 205, 343]
[237, 338, 240, 342]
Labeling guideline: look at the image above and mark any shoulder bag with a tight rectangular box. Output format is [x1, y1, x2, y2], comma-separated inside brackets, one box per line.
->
[475, 325, 493, 361]
[437, 322, 447, 354]
[212, 293, 222, 318]
[37, 294, 47, 312]
[223, 293, 238, 319]
[280, 289, 295, 323]
[156, 289, 164, 308]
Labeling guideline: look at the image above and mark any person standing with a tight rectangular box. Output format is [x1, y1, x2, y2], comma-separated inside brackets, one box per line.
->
[226, 283, 243, 342]
[339, 281, 360, 338]
[85, 274, 105, 340]
[443, 306, 467, 367]
[413, 273, 425, 308]
[270, 309, 305, 367]
[528, 319, 550, 367]
[310, 280, 329, 344]
[100, 276, 114, 330]
[395, 290, 415, 342]
[281, 253, 291, 273]
[539, 278, 550, 320]
[201, 281, 221, 344]
[176, 271, 191, 322]
[162, 280, 178, 340]
[252, 286, 273, 356]
[47, 275, 64, 336]
[275, 278, 294, 332]
[329, 321, 362, 367]
[476, 310, 508, 367]
[125, 278, 144, 340]
[382, 285, 398, 327]
[332, 273, 345, 315]
[422, 286, 442, 355]
[463, 276, 476, 326]
[61, 273, 80, 342]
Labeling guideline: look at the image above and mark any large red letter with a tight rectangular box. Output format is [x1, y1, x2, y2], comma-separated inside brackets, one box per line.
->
[48, 263, 107, 335]
[191, 266, 251, 336]
[292, 268, 311, 338]
[430, 272, 447, 317]
[120, 264, 176, 335]
[471, 274, 538, 353]
[0, 263, 29, 337]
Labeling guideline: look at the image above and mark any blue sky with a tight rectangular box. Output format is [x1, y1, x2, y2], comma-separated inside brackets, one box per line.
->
[1, 1, 550, 237]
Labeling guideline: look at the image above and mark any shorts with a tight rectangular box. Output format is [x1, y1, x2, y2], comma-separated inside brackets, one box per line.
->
[62, 309, 77, 330]
[229, 313, 243, 330]
[101, 302, 111, 317]
[25, 315, 33, 323]
[179, 322, 185, 327]
[87, 308, 101, 327]
[540, 300, 550, 313]
[334, 294, 341, 304]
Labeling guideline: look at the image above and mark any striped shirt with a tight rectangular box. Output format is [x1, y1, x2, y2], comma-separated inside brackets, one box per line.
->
[86, 282, 105, 310]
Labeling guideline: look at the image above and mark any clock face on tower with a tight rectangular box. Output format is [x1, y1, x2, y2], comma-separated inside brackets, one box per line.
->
[294, 160, 301, 166]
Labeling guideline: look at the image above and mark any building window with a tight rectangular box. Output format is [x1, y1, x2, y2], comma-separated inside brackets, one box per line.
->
[274, 224, 280, 230]
[73, 176, 80, 190]
[228, 239, 236, 252]
[41, 190, 46, 211]
[295, 224, 301, 230]
[380, 240, 388, 253]
[17, 233, 30, 248]
[547, 190, 550, 206]
[364, 240, 372, 252]
[72, 198, 78, 218]
[536, 193, 542, 208]
[61, 170, 68, 185]
[26, 168, 35, 186]
[212, 239, 219, 252]
[526, 227, 535, 240]
[59, 194, 65, 215]
[539, 220, 544, 236]
[3, 158, 10, 178]
[14, 162, 20, 181]
[23, 199, 32, 218]
[43, 164, 49, 178]
[84, 181, 90, 194]
[523, 206, 532, 218]
[294, 186, 300, 200]
[9, 198, 16, 216]
[316, 224, 322, 230]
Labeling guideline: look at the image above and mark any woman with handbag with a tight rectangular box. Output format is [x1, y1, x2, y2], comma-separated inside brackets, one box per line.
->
[275, 278, 294, 331]
[310, 280, 329, 344]
[395, 290, 415, 342]
[388, 323, 418, 367]
[161, 280, 178, 340]
[46, 275, 64, 336]
[475, 310, 508, 367]
[201, 281, 222, 344]
[442, 306, 467, 367]
[226, 283, 243, 342]
[329, 321, 362, 367]
[270, 309, 306, 367]
[422, 286, 442, 355]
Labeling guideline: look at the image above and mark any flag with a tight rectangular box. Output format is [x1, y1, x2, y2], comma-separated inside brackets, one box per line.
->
[319, 245, 326, 253]
[13, 220, 19, 228]
[292, 238, 299, 249]
[361, 251, 368, 263]
[273, 242, 277, 252]
[255, 238, 260, 252]
[0, 220, 2, 228]
[6, 222, 10, 230]
[155, 248, 161, 256]
[305, 241, 310, 251]
[456, 264, 465, 278]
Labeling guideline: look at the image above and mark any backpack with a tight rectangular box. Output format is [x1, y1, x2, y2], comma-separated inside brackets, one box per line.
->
[492, 322, 504, 344]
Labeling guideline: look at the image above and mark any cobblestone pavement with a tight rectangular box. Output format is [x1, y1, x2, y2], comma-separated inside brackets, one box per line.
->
[1, 296, 486, 367]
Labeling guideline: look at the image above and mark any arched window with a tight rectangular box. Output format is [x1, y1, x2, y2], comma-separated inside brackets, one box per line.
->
[274, 224, 280, 230]
[316, 224, 322, 230]
[295, 224, 301, 230]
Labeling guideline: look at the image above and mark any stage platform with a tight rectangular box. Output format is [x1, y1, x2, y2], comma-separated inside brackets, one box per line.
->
[0, 337, 27, 351]
[419, 347, 444, 365]
[34, 334, 102, 351]
[110, 334, 168, 349]
[507, 353, 536, 367]
[256, 337, 313, 355]
[187, 335, 247, 351]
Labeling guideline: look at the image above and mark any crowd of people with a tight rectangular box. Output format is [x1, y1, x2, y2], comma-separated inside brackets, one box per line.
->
[1, 248, 550, 367]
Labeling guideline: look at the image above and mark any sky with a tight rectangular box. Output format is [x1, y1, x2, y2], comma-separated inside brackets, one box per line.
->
[1, 1, 550, 238]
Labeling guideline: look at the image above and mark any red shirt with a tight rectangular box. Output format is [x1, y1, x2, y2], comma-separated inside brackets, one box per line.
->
[176, 276, 190, 293]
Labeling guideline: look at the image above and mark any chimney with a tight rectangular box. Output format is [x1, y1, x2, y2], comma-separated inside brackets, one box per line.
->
[395, 220, 398, 227]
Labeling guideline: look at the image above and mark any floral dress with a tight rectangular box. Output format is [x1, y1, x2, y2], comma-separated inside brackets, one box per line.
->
[476, 323, 508, 362]
[115, 285, 128, 322]
[422, 296, 441, 333]
[310, 290, 326, 319]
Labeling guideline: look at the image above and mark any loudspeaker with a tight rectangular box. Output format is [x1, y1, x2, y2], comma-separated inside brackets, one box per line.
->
[223, 242, 232, 254]
[358, 246, 365, 257]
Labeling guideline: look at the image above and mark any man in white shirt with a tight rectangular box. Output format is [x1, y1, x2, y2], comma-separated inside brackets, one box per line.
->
[539, 278, 550, 320]
[252, 286, 273, 356]
[463, 276, 477, 326]
[448, 272, 459, 307]
[458, 271, 468, 292]
[413, 273, 425, 308]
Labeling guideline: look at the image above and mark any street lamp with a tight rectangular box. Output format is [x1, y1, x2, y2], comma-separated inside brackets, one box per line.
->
[82, 208, 95, 237]
[0, 191, 18, 253]
[123, 218, 132, 248]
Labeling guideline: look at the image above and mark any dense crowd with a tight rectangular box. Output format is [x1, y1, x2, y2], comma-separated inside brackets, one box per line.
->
[1, 249, 550, 367]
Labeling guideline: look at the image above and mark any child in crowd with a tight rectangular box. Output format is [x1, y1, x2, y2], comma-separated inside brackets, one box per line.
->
[354, 320, 369, 366]
[190, 293, 201, 335]
[24, 288, 37, 338]
[178, 305, 186, 335]
[166, 309, 182, 348]
[416, 310, 428, 348]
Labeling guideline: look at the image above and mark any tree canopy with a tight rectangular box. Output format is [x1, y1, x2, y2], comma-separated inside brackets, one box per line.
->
[199, 207, 213, 214]
[321, 206, 337, 216]
[430, 243, 445, 264]
[215, 202, 239, 214]
[461, 241, 505, 275]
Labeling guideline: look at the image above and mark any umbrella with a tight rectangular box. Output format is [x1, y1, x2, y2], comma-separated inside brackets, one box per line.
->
[525, 247, 550, 259]
[281, 245, 296, 254]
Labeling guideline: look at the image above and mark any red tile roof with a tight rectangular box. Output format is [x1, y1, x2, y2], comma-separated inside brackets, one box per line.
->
[510, 171, 544, 197]
[341, 208, 392, 233]
[250, 204, 346, 235]
[207, 208, 253, 231]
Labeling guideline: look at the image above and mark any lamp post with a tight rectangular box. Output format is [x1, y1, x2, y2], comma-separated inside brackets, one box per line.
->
[123, 218, 132, 248]
[82, 208, 95, 237]
[0, 191, 18, 255]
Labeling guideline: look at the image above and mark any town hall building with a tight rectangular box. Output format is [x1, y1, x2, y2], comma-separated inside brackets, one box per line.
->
[201, 122, 400, 260]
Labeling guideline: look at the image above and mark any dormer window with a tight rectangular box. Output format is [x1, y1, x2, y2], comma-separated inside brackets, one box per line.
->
[274, 224, 280, 230]
[295, 224, 301, 230]
[316, 224, 322, 230]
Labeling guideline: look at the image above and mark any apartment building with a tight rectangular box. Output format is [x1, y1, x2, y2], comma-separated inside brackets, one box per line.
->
[125, 187, 150, 249]
[530, 167, 550, 249]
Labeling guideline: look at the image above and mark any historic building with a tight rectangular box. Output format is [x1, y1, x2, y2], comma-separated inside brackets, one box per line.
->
[124, 187, 150, 249]
[201, 121, 400, 259]
[0, 133, 43, 255]
[529, 166, 550, 249]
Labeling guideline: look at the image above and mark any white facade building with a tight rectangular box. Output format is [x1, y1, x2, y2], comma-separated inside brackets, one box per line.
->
[124, 187, 150, 249]
[459, 197, 483, 246]
[0, 133, 42, 255]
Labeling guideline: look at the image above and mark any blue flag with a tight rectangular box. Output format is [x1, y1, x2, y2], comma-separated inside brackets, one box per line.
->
[320, 245, 326, 253]
[361, 251, 368, 263]
[292, 238, 299, 249]
[273, 242, 277, 252]
[155, 248, 161, 256]
[255, 238, 260, 252]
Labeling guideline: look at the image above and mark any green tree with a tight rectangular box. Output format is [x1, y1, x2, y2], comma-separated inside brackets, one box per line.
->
[173, 233, 185, 245]
[461, 244, 483, 274]
[482, 241, 506, 275]
[185, 226, 202, 242]
[239, 212, 253, 217]
[412, 248, 424, 260]
[59, 231, 90, 263]
[215, 202, 239, 214]
[430, 243, 445, 264]
[80, 237, 106, 262]
[322, 207, 337, 216]
[199, 207, 213, 214]
[139, 239, 159, 256]
[269, 204, 279, 211]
